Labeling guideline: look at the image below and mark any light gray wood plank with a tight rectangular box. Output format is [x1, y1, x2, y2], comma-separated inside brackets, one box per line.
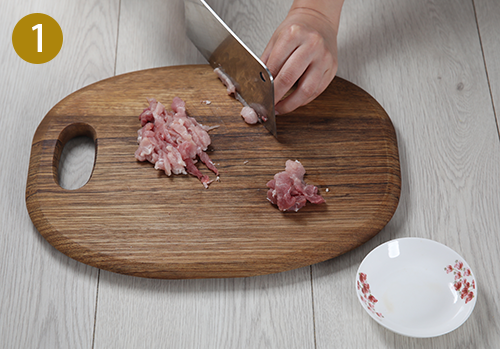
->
[6, 0, 498, 347]
[58, 136, 96, 190]
[94, 269, 314, 349]
[0, 0, 119, 347]
[474, 0, 500, 132]
[94, 1, 315, 348]
[313, 0, 500, 347]
[115, 0, 205, 74]
[206, 0, 293, 57]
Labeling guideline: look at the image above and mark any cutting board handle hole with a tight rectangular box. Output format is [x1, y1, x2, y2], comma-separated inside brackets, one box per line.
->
[55, 123, 97, 190]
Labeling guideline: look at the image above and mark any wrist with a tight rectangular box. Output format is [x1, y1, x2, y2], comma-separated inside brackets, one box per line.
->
[290, 0, 344, 30]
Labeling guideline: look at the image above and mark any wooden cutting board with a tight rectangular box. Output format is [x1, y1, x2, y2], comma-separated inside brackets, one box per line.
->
[26, 65, 400, 279]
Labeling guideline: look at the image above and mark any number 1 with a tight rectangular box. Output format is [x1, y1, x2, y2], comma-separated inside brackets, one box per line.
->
[32, 24, 42, 52]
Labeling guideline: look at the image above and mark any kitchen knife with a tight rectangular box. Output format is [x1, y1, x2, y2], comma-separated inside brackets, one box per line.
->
[185, 0, 277, 138]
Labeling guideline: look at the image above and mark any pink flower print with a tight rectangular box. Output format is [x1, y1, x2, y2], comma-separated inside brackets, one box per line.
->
[362, 283, 370, 295]
[357, 272, 384, 319]
[368, 295, 378, 303]
[461, 287, 469, 300]
[465, 291, 474, 304]
[463, 280, 470, 291]
[445, 260, 475, 305]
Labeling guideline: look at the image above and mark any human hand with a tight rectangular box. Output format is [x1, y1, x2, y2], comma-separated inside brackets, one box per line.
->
[261, 3, 342, 115]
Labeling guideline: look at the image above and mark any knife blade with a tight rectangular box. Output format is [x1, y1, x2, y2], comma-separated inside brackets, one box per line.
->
[185, 0, 277, 138]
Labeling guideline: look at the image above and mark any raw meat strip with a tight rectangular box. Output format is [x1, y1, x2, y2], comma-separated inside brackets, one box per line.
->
[240, 106, 259, 124]
[214, 67, 261, 125]
[214, 67, 236, 95]
[135, 97, 219, 188]
[267, 160, 325, 212]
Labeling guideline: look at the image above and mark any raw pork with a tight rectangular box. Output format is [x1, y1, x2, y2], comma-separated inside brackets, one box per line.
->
[214, 67, 260, 125]
[267, 160, 325, 212]
[214, 67, 236, 95]
[240, 106, 259, 124]
[135, 97, 219, 188]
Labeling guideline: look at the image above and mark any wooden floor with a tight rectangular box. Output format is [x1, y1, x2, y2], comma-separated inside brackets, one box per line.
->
[2, 0, 499, 347]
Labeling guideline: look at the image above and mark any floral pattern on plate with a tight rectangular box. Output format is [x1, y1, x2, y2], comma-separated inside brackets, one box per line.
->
[445, 260, 475, 304]
[357, 272, 384, 318]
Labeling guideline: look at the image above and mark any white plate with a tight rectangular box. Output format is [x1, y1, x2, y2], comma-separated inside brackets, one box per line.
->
[355, 238, 477, 338]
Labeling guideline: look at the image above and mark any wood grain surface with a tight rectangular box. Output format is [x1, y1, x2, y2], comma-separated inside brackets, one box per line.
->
[0, 1, 119, 348]
[4, 0, 500, 347]
[26, 65, 400, 279]
[474, 0, 500, 129]
[314, 0, 500, 347]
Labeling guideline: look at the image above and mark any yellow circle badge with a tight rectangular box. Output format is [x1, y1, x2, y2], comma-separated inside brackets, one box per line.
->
[12, 13, 63, 64]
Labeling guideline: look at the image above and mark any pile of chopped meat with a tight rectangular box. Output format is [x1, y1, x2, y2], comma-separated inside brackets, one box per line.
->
[267, 160, 325, 212]
[214, 67, 260, 125]
[135, 97, 219, 188]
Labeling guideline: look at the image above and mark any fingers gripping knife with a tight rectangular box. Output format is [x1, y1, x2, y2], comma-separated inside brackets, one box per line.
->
[184, 0, 277, 138]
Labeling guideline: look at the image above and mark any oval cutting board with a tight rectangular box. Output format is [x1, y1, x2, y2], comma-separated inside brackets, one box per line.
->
[26, 65, 400, 279]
